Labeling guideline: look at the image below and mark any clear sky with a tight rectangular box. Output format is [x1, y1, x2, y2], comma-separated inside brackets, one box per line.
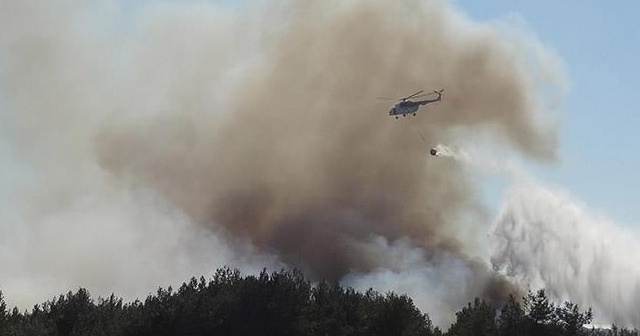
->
[455, 0, 640, 228]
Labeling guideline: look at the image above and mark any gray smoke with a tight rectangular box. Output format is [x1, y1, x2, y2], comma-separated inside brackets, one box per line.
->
[0, 0, 563, 327]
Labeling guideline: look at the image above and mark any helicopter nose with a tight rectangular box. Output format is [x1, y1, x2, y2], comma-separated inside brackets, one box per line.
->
[389, 108, 395, 115]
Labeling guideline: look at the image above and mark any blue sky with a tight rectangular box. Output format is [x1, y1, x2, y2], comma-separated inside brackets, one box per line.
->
[456, 1, 640, 228]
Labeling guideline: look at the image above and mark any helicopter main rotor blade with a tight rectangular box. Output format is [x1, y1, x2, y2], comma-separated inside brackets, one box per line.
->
[403, 90, 424, 100]
[411, 90, 444, 99]
[410, 93, 434, 99]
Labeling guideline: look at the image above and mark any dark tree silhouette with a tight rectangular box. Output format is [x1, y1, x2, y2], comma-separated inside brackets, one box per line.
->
[446, 298, 496, 336]
[497, 294, 525, 336]
[0, 291, 7, 335]
[556, 301, 592, 336]
[524, 289, 558, 336]
[0, 269, 619, 336]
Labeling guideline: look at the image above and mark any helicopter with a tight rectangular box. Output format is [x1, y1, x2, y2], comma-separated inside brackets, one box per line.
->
[387, 89, 443, 119]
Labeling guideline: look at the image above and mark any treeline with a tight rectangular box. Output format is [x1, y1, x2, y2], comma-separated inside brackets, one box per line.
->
[0, 267, 636, 336]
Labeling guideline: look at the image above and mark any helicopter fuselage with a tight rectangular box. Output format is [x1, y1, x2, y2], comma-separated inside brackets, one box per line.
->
[388, 100, 433, 117]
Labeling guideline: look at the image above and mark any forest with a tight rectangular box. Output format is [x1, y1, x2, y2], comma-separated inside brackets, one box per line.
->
[0, 267, 636, 336]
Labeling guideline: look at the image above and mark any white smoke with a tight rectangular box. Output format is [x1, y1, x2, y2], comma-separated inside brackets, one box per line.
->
[432, 143, 524, 178]
[491, 182, 640, 327]
[0, 176, 284, 309]
[342, 236, 495, 327]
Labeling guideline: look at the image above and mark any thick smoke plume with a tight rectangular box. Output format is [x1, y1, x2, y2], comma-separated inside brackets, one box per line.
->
[492, 183, 640, 327]
[0, 0, 562, 327]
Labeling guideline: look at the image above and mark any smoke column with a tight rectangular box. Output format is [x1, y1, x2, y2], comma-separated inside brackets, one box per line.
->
[491, 183, 640, 327]
[0, 0, 564, 327]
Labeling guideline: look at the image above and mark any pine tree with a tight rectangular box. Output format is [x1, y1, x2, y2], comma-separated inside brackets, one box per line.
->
[0, 291, 7, 334]
[523, 289, 558, 336]
[555, 301, 592, 336]
[447, 298, 496, 336]
[497, 294, 525, 336]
